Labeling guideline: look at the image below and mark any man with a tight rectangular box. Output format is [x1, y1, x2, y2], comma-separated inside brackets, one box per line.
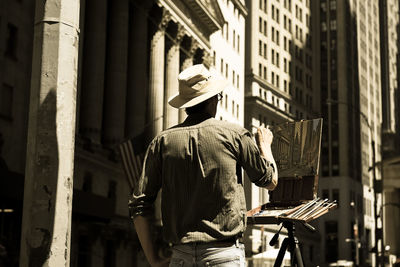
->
[130, 64, 278, 267]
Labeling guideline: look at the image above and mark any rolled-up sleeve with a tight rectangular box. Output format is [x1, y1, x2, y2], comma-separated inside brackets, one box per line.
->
[128, 139, 162, 219]
[237, 131, 275, 187]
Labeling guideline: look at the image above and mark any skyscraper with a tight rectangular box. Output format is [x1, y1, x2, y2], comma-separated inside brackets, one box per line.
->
[244, 0, 321, 265]
[318, 0, 382, 265]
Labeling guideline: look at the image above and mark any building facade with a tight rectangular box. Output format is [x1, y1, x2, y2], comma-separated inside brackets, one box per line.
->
[380, 0, 400, 264]
[211, 0, 247, 125]
[318, 0, 383, 266]
[244, 0, 321, 265]
[0, 0, 230, 266]
[0, 0, 35, 265]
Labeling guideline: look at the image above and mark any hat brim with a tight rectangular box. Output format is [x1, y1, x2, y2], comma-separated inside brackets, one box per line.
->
[168, 79, 229, 109]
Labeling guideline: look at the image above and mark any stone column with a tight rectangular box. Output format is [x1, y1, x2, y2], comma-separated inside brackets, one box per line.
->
[147, 9, 170, 139]
[164, 25, 185, 129]
[79, 0, 107, 143]
[102, 0, 129, 145]
[179, 39, 199, 123]
[19, 0, 80, 266]
[125, 4, 149, 138]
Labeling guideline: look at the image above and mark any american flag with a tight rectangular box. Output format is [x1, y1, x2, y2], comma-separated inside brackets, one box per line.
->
[118, 132, 146, 190]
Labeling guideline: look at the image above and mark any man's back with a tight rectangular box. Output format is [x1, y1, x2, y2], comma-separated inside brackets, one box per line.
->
[140, 113, 273, 244]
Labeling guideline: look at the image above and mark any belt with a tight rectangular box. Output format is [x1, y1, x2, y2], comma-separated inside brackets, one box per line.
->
[185, 236, 243, 247]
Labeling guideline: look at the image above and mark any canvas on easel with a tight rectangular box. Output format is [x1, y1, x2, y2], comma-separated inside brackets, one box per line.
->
[247, 118, 337, 225]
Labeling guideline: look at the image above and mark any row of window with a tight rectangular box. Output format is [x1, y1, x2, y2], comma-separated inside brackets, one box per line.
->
[259, 20, 310, 52]
[256, 91, 312, 121]
[260, 0, 310, 25]
[294, 86, 313, 108]
[221, 23, 241, 54]
[258, 63, 281, 88]
[219, 93, 240, 119]
[222, 0, 242, 20]
[219, 58, 240, 90]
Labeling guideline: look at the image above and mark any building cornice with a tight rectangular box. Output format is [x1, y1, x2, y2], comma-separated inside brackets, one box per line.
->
[245, 96, 294, 121]
[231, 0, 248, 16]
[158, 0, 226, 50]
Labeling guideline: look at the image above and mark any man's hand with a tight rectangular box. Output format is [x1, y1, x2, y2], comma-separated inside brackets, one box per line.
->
[255, 126, 278, 190]
[134, 216, 171, 267]
[255, 126, 273, 156]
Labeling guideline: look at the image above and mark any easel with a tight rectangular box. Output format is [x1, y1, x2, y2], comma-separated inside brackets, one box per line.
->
[270, 221, 313, 267]
[247, 198, 337, 267]
[247, 119, 332, 266]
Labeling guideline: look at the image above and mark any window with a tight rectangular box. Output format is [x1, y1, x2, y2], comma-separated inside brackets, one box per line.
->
[276, 9, 280, 23]
[220, 58, 224, 73]
[271, 49, 275, 64]
[332, 189, 339, 207]
[263, 21, 267, 36]
[284, 58, 287, 72]
[322, 189, 329, 199]
[233, 30, 236, 48]
[276, 52, 280, 67]
[263, 66, 267, 79]
[0, 84, 13, 119]
[82, 172, 93, 192]
[108, 180, 117, 199]
[225, 63, 229, 78]
[271, 72, 275, 84]
[236, 104, 239, 118]
[284, 15, 287, 29]
[259, 40, 263, 56]
[259, 17, 263, 32]
[78, 235, 92, 266]
[271, 27, 275, 42]
[213, 51, 216, 66]
[284, 36, 287, 50]
[299, 8, 303, 22]
[276, 30, 280, 45]
[272, 5, 275, 20]
[263, 43, 267, 59]
[259, 63, 262, 76]
[5, 24, 18, 59]
[237, 35, 240, 53]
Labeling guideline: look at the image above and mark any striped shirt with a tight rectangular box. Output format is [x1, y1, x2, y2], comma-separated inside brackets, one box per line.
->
[129, 113, 275, 244]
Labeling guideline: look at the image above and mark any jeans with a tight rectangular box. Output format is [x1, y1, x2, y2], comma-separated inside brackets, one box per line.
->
[169, 241, 245, 267]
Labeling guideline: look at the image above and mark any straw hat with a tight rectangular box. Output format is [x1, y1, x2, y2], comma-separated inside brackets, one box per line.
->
[168, 64, 229, 109]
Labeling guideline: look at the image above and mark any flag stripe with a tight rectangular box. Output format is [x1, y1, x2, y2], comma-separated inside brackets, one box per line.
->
[127, 141, 141, 180]
[119, 142, 136, 189]
[119, 139, 145, 190]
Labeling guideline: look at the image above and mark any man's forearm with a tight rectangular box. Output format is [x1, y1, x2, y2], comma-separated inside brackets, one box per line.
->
[262, 146, 278, 190]
[133, 215, 161, 266]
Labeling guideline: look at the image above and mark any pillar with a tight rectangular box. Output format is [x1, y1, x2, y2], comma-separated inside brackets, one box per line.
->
[147, 8, 170, 139]
[79, 0, 107, 143]
[125, 4, 149, 138]
[102, 0, 129, 145]
[179, 38, 199, 123]
[19, 0, 80, 266]
[164, 25, 185, 129]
